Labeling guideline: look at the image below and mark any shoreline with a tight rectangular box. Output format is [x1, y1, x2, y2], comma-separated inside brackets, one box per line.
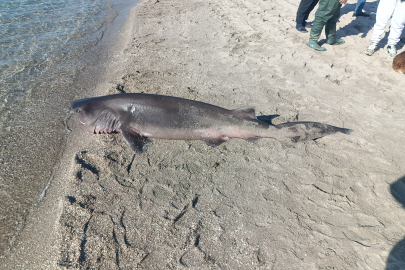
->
[0, 0, 121, 257]
[0, 1, 139, 268]
[3, 0, 405, 268]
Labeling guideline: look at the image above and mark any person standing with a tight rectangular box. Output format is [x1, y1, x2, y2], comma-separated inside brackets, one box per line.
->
[365, 0, 405, 58]
[307, 0, 348, 51]
[296, 0, 320, 33]
[353, 0, 370, 17]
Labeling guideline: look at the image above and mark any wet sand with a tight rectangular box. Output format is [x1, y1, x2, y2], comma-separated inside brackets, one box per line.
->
[2, 0, 405, 269]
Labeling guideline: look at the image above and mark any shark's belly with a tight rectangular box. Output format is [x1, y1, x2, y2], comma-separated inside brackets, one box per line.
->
[133, 124, 259, 141]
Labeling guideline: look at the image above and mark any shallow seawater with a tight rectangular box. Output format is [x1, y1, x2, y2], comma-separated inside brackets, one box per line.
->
[0, 0, 113, 117]
[0, 0, 136, 255]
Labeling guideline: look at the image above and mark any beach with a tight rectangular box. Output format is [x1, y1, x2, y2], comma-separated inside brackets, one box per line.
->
[2, 0, 405, 269]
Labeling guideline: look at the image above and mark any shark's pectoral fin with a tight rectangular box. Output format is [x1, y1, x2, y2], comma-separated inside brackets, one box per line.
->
[204, 140, 226, 148]
[204, 136, 230, 148]
[120, 128, 151, 153]
[244, 137, 261, 143]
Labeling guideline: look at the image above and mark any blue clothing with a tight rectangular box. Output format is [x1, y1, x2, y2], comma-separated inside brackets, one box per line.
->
[354, 0, 366, 14]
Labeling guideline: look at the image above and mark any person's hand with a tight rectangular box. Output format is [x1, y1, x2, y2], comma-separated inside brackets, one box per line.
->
[339, 0, 347, 4]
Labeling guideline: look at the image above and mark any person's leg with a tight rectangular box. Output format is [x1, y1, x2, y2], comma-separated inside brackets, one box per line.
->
[353, 0, 367, 15]
[325, 2, 344, 45]
[302, 0, 320, 23]
[387, 0, 405, 46]
[296, 0, 319, 32]
[307, 0, 332, 51]
[296, 0, 316, 24]
[371, 0, 396, 44]
[366, 0, 396, 55]
[386, 0, 405, 57]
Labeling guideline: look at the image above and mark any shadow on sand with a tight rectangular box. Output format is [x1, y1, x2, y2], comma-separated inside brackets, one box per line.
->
[386, 176, 405, 270]
[316, 2, 375, 47]
[336, 1, 405, 51]
[337, 2, 375, 39]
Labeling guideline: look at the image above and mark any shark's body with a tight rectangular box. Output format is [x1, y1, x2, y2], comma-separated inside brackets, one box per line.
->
[71, 93, 352, 152]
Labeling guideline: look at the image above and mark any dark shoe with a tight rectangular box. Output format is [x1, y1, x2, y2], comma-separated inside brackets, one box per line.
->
[296, 23, 308, 33]
[304, 21, 313, 29]
[353, 12, 370, 17]
[307, 40, 326, 51]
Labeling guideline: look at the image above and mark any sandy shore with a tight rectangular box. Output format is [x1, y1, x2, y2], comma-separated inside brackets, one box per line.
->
[3, 0, 405, 269]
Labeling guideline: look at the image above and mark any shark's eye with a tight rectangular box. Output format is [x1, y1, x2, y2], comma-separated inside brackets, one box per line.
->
[76, 109, 81, 113]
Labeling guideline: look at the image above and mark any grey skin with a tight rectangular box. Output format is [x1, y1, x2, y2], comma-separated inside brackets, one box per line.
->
[71, 93, 353, 153]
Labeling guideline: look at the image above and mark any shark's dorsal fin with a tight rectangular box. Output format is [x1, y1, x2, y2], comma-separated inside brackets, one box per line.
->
[231, 108, 256, 120]
[120, 127, 151, 153]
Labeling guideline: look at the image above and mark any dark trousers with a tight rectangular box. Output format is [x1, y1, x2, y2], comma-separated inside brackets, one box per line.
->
[310, 0, 342, 40]
[296, 0, 320, 24]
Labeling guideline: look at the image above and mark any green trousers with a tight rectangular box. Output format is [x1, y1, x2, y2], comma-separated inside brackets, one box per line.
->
[309, 0, 342, 41]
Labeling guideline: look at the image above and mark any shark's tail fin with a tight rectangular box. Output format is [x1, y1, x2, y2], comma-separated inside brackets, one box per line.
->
[273, 121, 353, 146]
